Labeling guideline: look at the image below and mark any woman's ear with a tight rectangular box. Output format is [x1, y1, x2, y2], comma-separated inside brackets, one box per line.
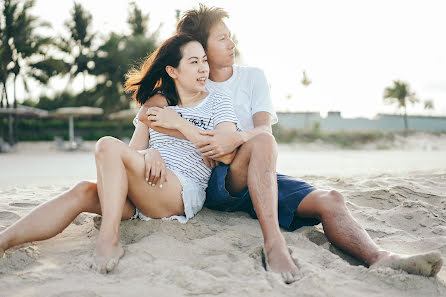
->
[165, 66, 177, 79]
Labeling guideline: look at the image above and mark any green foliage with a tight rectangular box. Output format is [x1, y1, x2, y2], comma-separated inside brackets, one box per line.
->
[127, 1, 149, 36]
[383, 80, 419, 132]
[59, 2, 96, 91]
[1, 117, 135, 141]
[272, 124, 398, 148]
[383, 80, 418, 108]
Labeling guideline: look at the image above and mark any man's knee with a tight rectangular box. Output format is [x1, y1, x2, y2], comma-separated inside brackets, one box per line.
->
[319, 190, 345, 213]
[245, 132, 277, 156]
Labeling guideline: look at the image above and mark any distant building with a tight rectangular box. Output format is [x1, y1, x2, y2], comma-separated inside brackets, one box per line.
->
[276, 111, 446, 132]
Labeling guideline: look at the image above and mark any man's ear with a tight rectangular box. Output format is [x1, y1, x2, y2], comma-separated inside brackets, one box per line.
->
[165, 66, 177, 79]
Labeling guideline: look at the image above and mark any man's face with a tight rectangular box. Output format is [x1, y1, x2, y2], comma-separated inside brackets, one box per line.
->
[206, 20, 235, 68]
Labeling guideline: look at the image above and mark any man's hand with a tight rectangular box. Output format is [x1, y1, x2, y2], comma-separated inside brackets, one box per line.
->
[196, 129, 241, 159]
[147, 107, 183, 130]
[137, 149, 167, 187]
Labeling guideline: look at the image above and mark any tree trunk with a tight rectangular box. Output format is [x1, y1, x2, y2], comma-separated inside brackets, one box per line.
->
[403, 106, 408, 136]
[0, 85, 4, 140]
[3, 81, 13, 146]
[13, 74, 18, 145]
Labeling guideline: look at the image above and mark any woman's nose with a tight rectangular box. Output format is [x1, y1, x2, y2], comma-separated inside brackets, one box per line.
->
[199, 62, 209, 73]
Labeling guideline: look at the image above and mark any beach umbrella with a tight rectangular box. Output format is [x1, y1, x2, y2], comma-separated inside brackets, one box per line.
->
[108, 108, 139, 120]
[0, 105, 49, 118]
[51, 106, 103, 144]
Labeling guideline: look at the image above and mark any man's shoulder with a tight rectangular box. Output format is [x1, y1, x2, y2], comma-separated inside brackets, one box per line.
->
[234, 64, 266, 81]
[207, 90, 231, 103]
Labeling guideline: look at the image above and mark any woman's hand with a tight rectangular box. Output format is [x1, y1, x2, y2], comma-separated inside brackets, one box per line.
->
[146, 107, 183, 130]
[137, 148, 167, 188]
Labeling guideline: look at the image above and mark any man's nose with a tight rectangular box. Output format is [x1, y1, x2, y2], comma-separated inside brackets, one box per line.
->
[228, 39, 235, 50]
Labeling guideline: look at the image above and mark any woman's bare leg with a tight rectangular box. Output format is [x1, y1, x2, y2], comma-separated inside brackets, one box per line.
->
[0, 181, 134, 255]
[93, 137, 184, 273]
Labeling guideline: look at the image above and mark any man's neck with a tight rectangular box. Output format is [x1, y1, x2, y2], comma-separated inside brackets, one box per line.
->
[209, 64, 233, 82]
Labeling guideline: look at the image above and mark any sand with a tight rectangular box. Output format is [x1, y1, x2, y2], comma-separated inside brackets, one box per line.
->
[0, 140, 445, 297]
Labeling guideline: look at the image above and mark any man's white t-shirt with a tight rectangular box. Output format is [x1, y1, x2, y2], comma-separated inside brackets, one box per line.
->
[205, 65, 278, 131]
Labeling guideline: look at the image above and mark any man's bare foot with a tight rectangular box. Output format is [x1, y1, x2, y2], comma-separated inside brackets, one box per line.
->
[370, 251, 443, 277]
[264, 237, 300, 284]
[93, 239, 125, 274]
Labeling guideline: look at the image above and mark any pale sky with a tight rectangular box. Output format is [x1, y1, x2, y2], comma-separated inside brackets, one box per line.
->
[20, 0, 446, 118]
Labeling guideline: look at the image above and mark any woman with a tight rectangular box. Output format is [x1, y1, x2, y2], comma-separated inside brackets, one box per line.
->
[0, 33, 238, 274]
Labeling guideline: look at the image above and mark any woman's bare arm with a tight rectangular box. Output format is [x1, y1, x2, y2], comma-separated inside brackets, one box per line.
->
[136, 94, 186, 139]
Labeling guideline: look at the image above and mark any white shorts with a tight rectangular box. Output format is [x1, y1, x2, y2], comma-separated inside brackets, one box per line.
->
[130, 168, 206, 223]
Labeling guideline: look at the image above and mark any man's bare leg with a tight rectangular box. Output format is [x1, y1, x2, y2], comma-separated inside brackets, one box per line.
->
[227, 133, 298, 281]
[0, 181, 134, 256]
[296, 190, 443, 276]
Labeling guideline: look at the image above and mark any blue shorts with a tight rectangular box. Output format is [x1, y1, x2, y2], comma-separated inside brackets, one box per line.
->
[205, 164, 320, 231]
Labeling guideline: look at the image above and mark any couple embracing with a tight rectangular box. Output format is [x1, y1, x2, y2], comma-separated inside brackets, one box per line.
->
[0, 4, 441, 284]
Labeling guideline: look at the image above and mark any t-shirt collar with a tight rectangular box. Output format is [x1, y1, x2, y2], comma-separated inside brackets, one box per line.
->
[209, 64, 237, 85]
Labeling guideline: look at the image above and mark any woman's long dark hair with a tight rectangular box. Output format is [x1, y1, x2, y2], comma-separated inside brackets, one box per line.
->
[125, 33, 197, 106]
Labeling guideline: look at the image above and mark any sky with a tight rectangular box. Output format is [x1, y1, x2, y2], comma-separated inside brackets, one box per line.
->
[20, 0, 446, 118]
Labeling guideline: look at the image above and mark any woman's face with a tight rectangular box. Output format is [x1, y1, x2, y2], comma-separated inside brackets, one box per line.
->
[171, 41, 209, 93]
[206, 21, 235, 68]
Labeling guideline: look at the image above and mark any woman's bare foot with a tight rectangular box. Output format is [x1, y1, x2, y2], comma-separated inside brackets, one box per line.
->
[370, 251, 443, 277]
[264, 236, 300, 284]
[93, 238, 125, 274]
[0, 234, 8, 258]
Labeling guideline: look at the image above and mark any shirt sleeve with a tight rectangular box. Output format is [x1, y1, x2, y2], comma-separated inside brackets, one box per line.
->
[212, 93, 239, 129]
[250, 68, 278, 125]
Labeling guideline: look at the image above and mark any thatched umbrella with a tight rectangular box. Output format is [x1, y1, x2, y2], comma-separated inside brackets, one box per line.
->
[0, 104, 48, 118]
[51, 106, 103, 144]
[108, 108, 139, 120]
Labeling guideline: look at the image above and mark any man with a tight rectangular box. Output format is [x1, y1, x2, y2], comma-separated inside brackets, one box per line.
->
[137, 4, 443, 283]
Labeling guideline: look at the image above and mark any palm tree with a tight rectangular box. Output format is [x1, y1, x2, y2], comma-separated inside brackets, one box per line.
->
[127, 2, 149, 36]
[62, 2, 95, 92]
[1, 0, 68, 144]
[383, 80, 418, 132]
[424, 99, 434, 111]
[301, 70, 312, 87]
[91, 2, 158, 113]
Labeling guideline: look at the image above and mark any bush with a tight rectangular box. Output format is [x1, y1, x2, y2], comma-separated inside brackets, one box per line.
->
[1, 117, 134, 141]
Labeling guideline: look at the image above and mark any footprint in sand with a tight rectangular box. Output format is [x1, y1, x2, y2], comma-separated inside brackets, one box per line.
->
[51, 291, 100, 297]
[0, 246, 40, 272]
[9, 202, 39, 208]
[0, 211, 20, 221]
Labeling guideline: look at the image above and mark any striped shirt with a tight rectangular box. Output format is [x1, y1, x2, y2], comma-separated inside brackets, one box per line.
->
[147, 91, 238, 188]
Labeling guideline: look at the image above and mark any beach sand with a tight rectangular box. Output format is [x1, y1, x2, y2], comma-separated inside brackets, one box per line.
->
[0, 140, 445, 297]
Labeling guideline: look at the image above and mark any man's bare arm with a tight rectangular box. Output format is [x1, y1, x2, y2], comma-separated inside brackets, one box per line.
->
[136, 93, 186, 139]
[238, 111, 273, 144]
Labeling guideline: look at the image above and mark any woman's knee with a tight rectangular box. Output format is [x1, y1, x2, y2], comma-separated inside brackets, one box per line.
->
[95, 136, 120, 158]
[70, 181, 99, 211]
